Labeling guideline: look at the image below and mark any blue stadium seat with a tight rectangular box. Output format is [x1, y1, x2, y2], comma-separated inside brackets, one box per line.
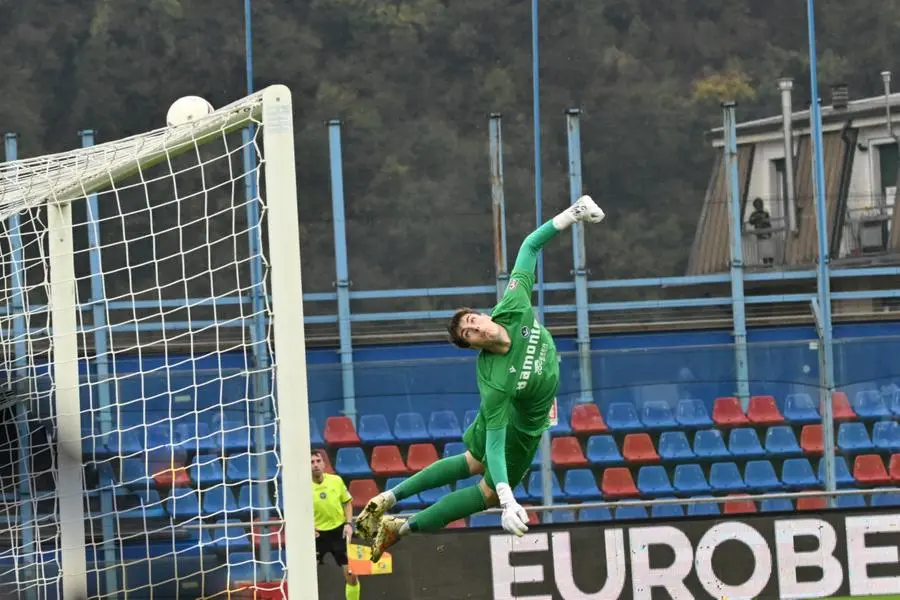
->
[563, 469, 603, 501]
[514, 482, 529, 503]
[210, 519, 252, 553]
[394, 412, 430, 443]
[579, 507, 613, 522]
[586, 435, 624, 466]
[203, 486, 239, 515]
[443, 442, 466, 458]
[675, 399, 713, 429]
[455, 475, 480, 491]
[614, 505, 648, 520]
[838, 422, 874, 453]
[744, 460, 782, 493]
[334, 447, 372, 478]
[218, 421, 252, 453]
[637, 466, 674, 497]
[237, 484, 276, 513]
[121, 488, 167, 519]
[873, 421, 900, 451]
[853, 390, 891, 420]
[651, 502, 684, 519]
[659, 431, 695, 462]
[817, 456, 855, 488]
[224, 452, 278, 482]
[550, 401, 573, 436]
[687, 498, 720, 517]
[428, 411, 462, 442]
[107, 429, 144, 456]
[835, 493, 867, 509]
[728, 428, 765, 458]
[470, 512, 501, 528]
[530, 446, 544, 470]
[546, 509, 577, 524]
[783, 394, 820, 424]
[781, 458, 817, 490]
[118, 458, 154, 488]
[709, 462, 745, 493]
[760, 498, 794, 512]
[309, 419, 325, 448]
[384, 477, 422, 510]
[358, 414, 395, 444]
[605, 402, 643, 432]
[420, 485, 452, 506]
[464, 410, 479, 431]
[764, 426, 802, 458]
[871, 491, 900, 507]
[693, 429, 731, 461]
[165, 487, 203, 519]
[526, 471, 564, 502]
[673, 464, 710, 495]
[189, 455, 225, 486]
[173, 422, 218, 454]
[641, 401, 677, 431]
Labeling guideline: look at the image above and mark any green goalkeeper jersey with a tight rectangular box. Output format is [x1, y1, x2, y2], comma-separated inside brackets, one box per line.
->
[476, 267, 559, 435]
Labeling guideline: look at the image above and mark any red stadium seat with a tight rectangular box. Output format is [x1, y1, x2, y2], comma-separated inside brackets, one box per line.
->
[571, 403, 608, 434]
[370, 445, 409, 477]
[348, 479, 380, 510]
[445, 519, 467, 529]
[747, 396, 784, 425]
[551, 437, 589, 467]
[324, 416, 361, 447]
[406, 443, 439, 472]
[152, 465, 190, 488]
[832, 392, 856, 421]
[622, 433, 659, 463]
[252, 521, 286, 548]
[890, 455, 900, 482]
[797, 494, 827, 511]
[723, 494, 757, 515]
[712, 397, 749, 427]
[800, 424, 824, 455]
[520, 505, 541, 525]
[854, 454, 891, 485]
[601, 467, 639, 498]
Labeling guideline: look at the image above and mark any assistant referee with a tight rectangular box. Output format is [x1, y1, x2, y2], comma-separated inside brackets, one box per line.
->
[312, 448, 361, 600]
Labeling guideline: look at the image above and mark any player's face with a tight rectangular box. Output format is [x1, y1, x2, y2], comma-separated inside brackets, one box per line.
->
[456, 312, 501, 348]
[311, 453, 325, 478]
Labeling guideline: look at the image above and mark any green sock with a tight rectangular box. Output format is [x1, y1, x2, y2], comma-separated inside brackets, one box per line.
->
[345, 581, 360, 600]
[390, 454, 471, 501]
[408, 485, 487, 532]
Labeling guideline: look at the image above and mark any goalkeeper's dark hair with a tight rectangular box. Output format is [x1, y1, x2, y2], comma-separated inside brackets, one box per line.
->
[447, 307, 476, 348]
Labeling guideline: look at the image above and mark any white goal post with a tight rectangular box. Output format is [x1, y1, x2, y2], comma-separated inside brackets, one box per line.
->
[0, 84, 316, 599]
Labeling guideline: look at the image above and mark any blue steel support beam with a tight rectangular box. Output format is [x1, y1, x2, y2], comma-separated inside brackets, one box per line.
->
[79, 130, 118, 595]
[565, 109, 593, 405]
[723, 103, 751, 409]
[5, 133, 36, 600]
[806, 0, 837, 504]
[489, 114, 509, 302]
[328, 120, 357, 426]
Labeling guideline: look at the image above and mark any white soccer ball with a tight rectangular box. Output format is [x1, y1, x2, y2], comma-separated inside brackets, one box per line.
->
[166, 95, 214, 127]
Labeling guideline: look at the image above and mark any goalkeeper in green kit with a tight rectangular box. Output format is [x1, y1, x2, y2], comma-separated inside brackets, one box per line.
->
[356, 195, 605, 561]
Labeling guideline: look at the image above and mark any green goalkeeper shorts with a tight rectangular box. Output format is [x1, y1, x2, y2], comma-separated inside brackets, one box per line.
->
[462, 411, 543, 491]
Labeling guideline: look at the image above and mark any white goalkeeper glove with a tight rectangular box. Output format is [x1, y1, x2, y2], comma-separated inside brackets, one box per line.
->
[495, 482, 529, 537]
[552, 194, 606, 230]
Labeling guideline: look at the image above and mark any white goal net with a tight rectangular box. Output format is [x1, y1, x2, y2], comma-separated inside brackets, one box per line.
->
[0, 85, 314, 600]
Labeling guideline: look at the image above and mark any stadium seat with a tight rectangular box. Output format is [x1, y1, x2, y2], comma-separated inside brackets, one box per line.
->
[546, 509, 577, 524]
[637, 465, 674, 497]
[764, 426, 802, 457]
[835, 493, 867, 509]
[120, 488, 167, 520]
[728, 428, 765, 458]
[188, 455, 226, 486]
[334, 447, 372, 478]
[783, 394, 820, 424]
[394, 413, 430, 443]
[817, 456, 855, 488]
[443, 442, 466, 458]
[455, 475, 480, 491]
[709, 462, 746, 493]
[550, 402, 573, 436]
[463, 410, 479, 431]
[358, 414, 395, 444]
[873, 421, 900, 451]
[384, 477, 422, 510]
[551, 437, 588, 467]
[744, 460, 783, 493]
[854, 454, 891, 485]
[118, 458, 155, 488]
[723, 495, 757, 514]
[622, 433, 659, 463]
[605, 402, 643, 432]
[693, 429, 731, 460]
[586, 435, 624, 466]
[687, 498, 720, 517]
[760, 498, 794, 512]
[210, 520, 253, 553]
[513, 482, 529, 503]
[641, 401, 677, 431]
[782, 458, 818, 490]
[420, 485, 452, 506]
[651, 503, 684, 519]
[107, 429, 144, 456]
[890, 455, 900, 482]
[579, 507, 613, 522]
[658, 431, 695, 462]
[800, 424, 824, 455]
[370, 445, 409, 477]
[837, 422, 874, 453]
[570, 403, 608, 434]
[747, 395, 784, 425]
[832, 392, 856, 421]
[428, 411, 462, 442]
[614, 505, 648, 520]
[323, 416, 360, 447]
[673, 464, 710, 496]
[309, 419, 325, 448]
[469, 512, 501, 528]
[406, 443, 439, 472]
[526, 471, 565, 502]
[797, 495, 827, 511]
[601, 467, 639, 498]
[173, 422, 218, 454]
[216, 422, 254, 454]
[348, 479, 380, 510]
[445, 519, 467, 529]
[712, 397, 749, 427]
[675, 399, 713, 429]
[871, 492, 900, 507]
[165, 487, 203, 519]
[530, 446, 544, 470]
[224, 453, 278, 482]
[203, 486, 239, 515]
[853, 390, 890, 420]
[563, 469, 603, 501]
